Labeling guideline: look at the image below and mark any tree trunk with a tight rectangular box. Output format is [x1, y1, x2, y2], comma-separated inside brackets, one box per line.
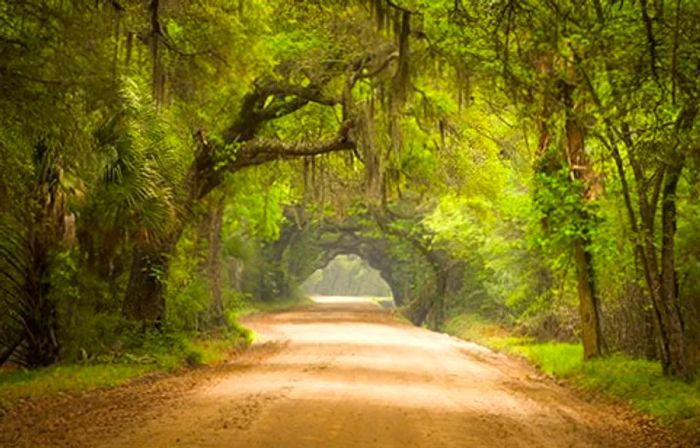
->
[9, 142, 65, 367]
[609, 144, 660, 360]
[205, 199, 225, 327]
[624, 137, 693, 379]
[362, 248, 403, 305]
[425, 251, 464, 330]
[426, 269, 447, 330]
[192, 196, 226, 327]
[122, 245, 171, 325]
[562, 81, 604, 359]
[657, 159, 690, 379]
[23, 231, 60, 367]
[149, 0, 164, 106]
[573, 237, 603, 358]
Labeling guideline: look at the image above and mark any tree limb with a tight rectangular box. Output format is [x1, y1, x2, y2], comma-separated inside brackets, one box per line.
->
[639, 0, 661, 84]
[231, 121, 356, 171]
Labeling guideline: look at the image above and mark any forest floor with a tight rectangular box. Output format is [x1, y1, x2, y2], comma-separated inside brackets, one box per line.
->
[0, 296, 689, 447]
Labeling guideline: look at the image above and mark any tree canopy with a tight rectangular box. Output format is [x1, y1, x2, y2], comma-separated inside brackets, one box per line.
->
[1, 0, 700, 384]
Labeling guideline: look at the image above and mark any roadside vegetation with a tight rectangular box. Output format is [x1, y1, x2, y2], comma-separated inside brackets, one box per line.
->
[444, 314, 700, 440]
[0, 291, 311, 410]
[0, 293, 305, 412]
[0, 319, 253, 410]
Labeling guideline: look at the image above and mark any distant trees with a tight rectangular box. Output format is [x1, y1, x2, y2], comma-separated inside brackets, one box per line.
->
[302, 254, 392, 298]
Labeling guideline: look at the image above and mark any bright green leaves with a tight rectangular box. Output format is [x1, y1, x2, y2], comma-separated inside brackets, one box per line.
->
[531, 169, 592, 250]
[223, 168, 290, 242]
[89, 78, 188, 244]
[215, 141, 244, 173]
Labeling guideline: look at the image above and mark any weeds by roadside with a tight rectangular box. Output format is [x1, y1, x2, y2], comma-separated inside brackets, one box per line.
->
[443, 313, 700, 441]
[0, 322, 251, 411]
[233, 296, 314, 317]
[0, 296, 312, 411]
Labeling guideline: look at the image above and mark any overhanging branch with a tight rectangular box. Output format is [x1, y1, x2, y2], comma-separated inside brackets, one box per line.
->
[230, 121, 356, 171]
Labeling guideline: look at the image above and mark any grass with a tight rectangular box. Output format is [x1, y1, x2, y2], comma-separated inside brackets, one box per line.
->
[368, 296, 395, 309]
[443, 313, 700, 439]
[235, 295, 314, 317]
[0, 297, 312, 409]
[0, 363, 155, 406]
[508, 342, 584, 376]
[0, 330, 251, 410]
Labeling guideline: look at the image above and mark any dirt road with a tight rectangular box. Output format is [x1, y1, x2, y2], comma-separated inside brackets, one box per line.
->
[2, 297, 680, 447]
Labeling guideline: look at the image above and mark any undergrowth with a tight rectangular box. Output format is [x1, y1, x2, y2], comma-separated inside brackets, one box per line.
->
[443, 313, 700, 440]
[0, 324, 252, 409]
[0, 296, 311, 409]
[234, 295, 314, 317]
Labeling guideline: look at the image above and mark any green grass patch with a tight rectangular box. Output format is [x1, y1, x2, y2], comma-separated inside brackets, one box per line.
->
[0, 363, 155, 408]
[576, 356, 700, 429]
[442, 313, 516, 346]
[235, 295, 314, 317]
[508, 342, 583, 377]
[0, 298, 281, 408]
[443, 313, 700, 439]
[368, 296, 395, 309]
[0, 329, 252, 409]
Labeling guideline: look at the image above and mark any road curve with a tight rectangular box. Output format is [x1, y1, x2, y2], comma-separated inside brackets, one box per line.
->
[95, 296, 673, 448]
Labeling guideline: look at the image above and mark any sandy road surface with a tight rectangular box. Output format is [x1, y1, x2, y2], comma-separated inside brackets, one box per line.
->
[1, 296, 681, 447]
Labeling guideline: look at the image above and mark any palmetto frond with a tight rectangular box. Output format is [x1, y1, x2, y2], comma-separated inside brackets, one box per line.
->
[88, 78, 189, 246]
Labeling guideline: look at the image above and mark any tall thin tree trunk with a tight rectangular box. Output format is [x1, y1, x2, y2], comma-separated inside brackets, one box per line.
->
[149, 0, 164, 106]
[562, 81, 604, 359]
[572, 237, 603, 358]
[205, 198, 225, 327]
[122, 244, 172, 325]
[24, 230, 59, 367]
[10, 142, 65, 367]
[657, 159, 690, 379]
[634, 166, 689, 379]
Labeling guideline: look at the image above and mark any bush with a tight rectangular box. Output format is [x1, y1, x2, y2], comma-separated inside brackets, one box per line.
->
[184, 347, 205, 367]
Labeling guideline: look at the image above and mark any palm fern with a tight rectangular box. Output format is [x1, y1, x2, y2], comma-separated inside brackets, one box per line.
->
[0, 139, 66, 368]
[81, 78, 190, 273]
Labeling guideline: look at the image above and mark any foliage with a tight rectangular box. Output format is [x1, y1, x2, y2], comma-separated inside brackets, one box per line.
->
[0, 326, 251, 410]
[0, 364, 154, 409]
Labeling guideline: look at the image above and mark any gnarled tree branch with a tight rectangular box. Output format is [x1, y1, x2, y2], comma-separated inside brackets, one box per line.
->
[232, 120, 356, 170]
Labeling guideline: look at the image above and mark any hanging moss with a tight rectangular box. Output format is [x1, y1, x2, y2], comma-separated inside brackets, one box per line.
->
[393, 10, 410, 103]
[374, 0, 385, 31]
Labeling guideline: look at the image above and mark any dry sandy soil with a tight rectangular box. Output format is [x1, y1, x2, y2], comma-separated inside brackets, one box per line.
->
[0, 296, 687, 447]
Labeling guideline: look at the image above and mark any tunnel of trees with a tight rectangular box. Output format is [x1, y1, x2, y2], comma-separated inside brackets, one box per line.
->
[249, 209, 467, 326]
[1, 0, 700, 384]
[300, 254, 393, 298]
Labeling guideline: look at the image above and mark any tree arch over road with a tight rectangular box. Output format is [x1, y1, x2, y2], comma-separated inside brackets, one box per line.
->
[254, 209, 467, 327]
